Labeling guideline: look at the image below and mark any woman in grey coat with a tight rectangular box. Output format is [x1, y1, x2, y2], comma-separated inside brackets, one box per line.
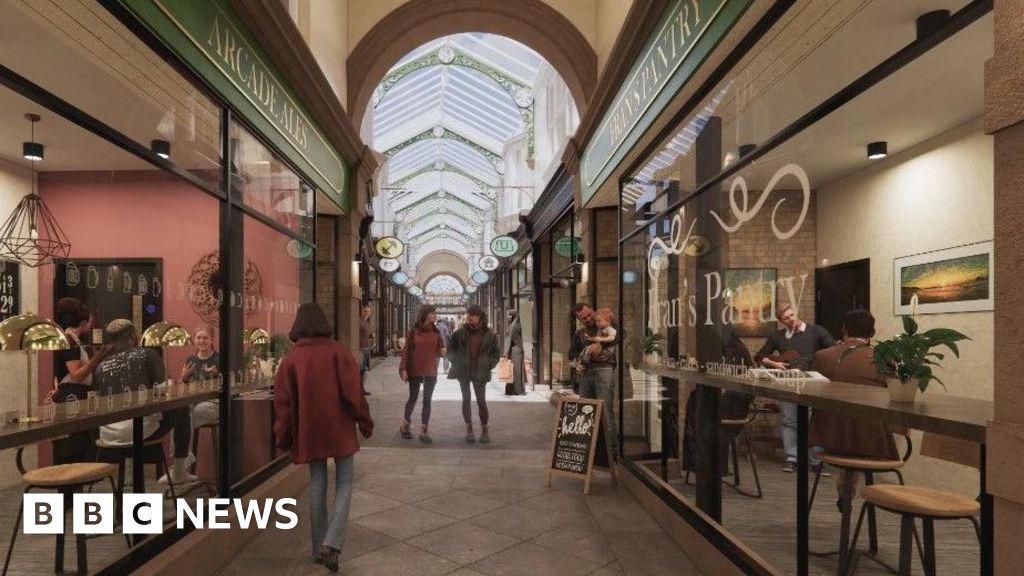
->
[505, 311, 526, 395]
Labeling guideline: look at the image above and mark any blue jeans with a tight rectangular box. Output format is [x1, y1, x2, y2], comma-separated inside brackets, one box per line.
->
[580, 367, 618, 456]
[309, 456, 354, 557]
[779, 402, 822, 465]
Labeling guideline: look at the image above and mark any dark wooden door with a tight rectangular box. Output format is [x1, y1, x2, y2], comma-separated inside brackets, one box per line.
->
[815, 259, 870, 340]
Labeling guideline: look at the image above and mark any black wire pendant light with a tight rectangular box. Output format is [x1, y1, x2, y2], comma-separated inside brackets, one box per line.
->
[0, 114, 71, 267]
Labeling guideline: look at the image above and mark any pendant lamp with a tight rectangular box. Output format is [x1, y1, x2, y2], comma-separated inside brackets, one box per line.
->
[0, 114, 72, 267]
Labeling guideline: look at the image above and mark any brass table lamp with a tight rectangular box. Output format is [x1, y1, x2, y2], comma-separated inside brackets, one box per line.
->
[141, 321, 191, 381]
[0, 313, 69, 422]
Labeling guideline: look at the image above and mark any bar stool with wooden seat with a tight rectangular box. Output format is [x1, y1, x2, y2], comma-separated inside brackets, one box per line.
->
[3, 447, 123, 576]
[846, 433, 981, 576]
[95, 436, 177, 499]
[808, 429, 916, 573]
[719, 402, 765, 498]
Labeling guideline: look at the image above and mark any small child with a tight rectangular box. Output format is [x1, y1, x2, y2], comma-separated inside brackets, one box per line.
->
[582, 308, 617, 363]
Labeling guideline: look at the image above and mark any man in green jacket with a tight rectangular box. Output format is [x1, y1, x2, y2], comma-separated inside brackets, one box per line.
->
[448, 305, 501, 443]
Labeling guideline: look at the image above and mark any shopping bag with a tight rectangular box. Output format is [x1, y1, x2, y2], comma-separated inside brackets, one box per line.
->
[497, 358, 513, 382]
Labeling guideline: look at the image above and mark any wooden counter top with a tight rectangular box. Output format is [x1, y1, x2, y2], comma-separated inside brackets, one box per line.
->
[641, 364, 992, 443]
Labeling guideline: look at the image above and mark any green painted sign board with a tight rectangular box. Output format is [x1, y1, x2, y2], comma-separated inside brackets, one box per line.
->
[118, 0, 350, 211]
[554, 236, 581, 258]
[581, 0, 750, 205]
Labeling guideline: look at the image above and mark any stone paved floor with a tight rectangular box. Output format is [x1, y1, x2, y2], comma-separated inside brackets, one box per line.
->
[216, 357, 700, 576]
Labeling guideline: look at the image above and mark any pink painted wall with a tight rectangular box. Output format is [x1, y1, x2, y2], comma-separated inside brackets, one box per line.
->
[35, 171, 301, 467]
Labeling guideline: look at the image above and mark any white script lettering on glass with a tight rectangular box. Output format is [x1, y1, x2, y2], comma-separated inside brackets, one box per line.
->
[646, 163, 812, 331]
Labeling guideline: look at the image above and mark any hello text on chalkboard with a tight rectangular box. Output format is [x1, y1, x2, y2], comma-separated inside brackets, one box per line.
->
[547, 397, 617, 494]
[0, 260, 19, 321]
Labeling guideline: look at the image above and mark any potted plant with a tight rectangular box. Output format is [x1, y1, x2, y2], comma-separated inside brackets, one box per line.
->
[642, 329, 666, 365]
[846, 315, 969, 403]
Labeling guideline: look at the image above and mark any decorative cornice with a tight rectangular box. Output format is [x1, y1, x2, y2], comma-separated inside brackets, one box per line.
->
[227, 0, 377, 175]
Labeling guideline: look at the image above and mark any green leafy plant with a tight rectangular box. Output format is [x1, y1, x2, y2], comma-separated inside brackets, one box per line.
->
[641, 329, 666, 356]
[844, 315, 970, 392]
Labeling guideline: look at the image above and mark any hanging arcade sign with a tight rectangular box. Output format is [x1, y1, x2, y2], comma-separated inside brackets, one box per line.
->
[378, 258, 400, 272]
[375, 236, 405, 259]
[554, 236, 582, 258]
[490, 236, 519, 258]
[478, 255, 499, 271]
[390, 271, 409, 285]
[471, 271, 490, 284]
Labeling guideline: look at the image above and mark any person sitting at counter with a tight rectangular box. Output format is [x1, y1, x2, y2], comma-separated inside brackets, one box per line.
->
[54, 297, 109, 386]
[93, 319, 198, 485]
[810, 310, 898, 490]
[182, 324, 220, 428]
[755, 304, 835, 473]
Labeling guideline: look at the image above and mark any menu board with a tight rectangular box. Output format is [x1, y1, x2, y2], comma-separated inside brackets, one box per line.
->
[0, 260, 19, 321]
[547, 397, 614, 494]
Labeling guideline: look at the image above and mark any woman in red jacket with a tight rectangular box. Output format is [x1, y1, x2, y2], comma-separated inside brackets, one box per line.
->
[399, 304, 446, 443]
[274, 303, 373, 571]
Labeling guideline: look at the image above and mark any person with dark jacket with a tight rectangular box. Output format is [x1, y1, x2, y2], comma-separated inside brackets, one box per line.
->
[399, 305, 446, 443]
[273, 303, 373, 571]
[448, 305, 501, 443]
[505, 310, 526, 395]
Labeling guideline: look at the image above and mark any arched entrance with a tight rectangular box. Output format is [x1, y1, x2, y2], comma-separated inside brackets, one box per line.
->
[347, 0, 597, 127]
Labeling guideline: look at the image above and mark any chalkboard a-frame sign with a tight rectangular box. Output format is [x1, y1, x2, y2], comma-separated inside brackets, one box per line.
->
[547, 397, 617, 495]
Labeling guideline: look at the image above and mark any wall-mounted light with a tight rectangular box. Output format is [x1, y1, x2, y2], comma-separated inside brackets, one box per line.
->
[354, 252, 363, 264]
[22, 113, 43, 161]
[151, 139, 171, 159]
[867, 141, 887, 160]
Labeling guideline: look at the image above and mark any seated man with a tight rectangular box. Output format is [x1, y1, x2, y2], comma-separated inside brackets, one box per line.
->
[93, 319, 198, 484]
[810, 310, 898, 488]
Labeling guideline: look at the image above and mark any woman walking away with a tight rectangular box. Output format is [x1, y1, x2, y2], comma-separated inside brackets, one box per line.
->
[449, 305, 501, 443]
[274, 303, 373, 571]
[505, 311, 526, 395]
[399, 305, 446, 443]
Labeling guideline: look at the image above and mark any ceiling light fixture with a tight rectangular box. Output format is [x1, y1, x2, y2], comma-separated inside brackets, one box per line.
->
[738, 143, 756, 157]
[916, 10, 950, 41]
[22, 114, 43, 161]
[151, 139, 171, 159]
[867, 141, 887, 160]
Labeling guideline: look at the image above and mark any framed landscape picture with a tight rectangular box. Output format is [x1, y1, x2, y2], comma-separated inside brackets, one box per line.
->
[724, 268, 777, 336]
[893, 241, 993, 315]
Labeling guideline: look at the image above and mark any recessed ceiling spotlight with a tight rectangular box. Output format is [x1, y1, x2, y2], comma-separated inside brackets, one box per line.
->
[867, 141, 887, 160]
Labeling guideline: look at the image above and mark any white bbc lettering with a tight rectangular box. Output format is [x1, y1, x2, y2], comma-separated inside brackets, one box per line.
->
[123, 494, 163, 534]
[177, 499, 204, 529]
[207, 498, 232, 529]
[23, 494, 64, 534]
[233, 499, 274, 529]
[73, 494, 114, 535]
[275, 499, 298, 529]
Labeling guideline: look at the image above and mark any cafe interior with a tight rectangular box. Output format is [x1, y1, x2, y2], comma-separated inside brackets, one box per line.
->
[0, 1, 318, 573]
[613, 1, 994, 574]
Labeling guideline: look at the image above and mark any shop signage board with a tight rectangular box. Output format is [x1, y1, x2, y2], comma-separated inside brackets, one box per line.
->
[580, 0, 751, 205]
[490, 236, 519, 258]
[390, 271, 409, 285]
[478, 255, 499, 271]
[471, 271, 490, 284]
[375, 237, 405, 259]
[378, 258, 400, 272]
[547, 397, 616, 495]
[0, 261, 20, 322]
[554, 236, 581, 258]
[120, 0, 351, 211]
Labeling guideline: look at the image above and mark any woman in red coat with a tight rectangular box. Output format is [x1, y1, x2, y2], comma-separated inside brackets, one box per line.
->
[399, 304, 446, 443]
[274, 303, 373, 571]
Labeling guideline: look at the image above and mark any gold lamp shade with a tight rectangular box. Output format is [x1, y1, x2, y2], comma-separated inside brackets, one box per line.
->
[141, 321, 191, 348]
[244, 327, 271, 346]
[0, 313, 69, 351]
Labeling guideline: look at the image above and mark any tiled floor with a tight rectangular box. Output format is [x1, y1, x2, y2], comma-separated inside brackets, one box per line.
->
[216, 358, 700, 576]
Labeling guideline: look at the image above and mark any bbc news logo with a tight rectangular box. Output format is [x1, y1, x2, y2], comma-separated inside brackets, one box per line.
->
[23, 495, 298, 534]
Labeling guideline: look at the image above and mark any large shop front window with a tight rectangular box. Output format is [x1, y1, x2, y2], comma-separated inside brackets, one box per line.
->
[619, 1, 992, 573]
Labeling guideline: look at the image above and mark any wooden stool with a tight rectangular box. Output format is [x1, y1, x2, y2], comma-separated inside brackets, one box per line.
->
[96, 437, 177, 499]
[808, 431, 914, 574]
[190, 423, 220, 490]
[850, 484, 980, 576]
[720, 408, 763, 499]
[2, 458, 121, 576]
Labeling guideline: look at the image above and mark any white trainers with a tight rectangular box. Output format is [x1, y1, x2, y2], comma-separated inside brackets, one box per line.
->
[157, 471, 200, 485]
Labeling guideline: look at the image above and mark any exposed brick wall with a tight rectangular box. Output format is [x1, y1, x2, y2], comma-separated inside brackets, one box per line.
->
[316, 215, 337, 332]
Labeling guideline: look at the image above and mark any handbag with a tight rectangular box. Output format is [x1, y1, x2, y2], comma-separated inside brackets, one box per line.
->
[497, 358, 513, 382]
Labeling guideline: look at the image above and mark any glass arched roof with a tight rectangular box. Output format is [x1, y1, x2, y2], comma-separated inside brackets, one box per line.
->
[372, 33, 552, 271]
[425, 274, 465, 295]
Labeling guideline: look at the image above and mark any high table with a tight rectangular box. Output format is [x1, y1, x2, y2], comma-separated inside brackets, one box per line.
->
[642, 364, 993, 576]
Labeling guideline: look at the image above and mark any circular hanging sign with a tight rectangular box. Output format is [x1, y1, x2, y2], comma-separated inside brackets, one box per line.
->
[490, 235, 519, 258]
[478, 255, 499, 271]
[408, 286, 423, 296]
[622, 270, 638, 285]
[375, 236, 405, 259]
[554, 236, 581, 258]
[286, 239, 313, 260]
[465, 285, 478, 294]
[390, 271, 409, 285]
[378, 258, 400, 272]
[471, 270, 490, 284]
